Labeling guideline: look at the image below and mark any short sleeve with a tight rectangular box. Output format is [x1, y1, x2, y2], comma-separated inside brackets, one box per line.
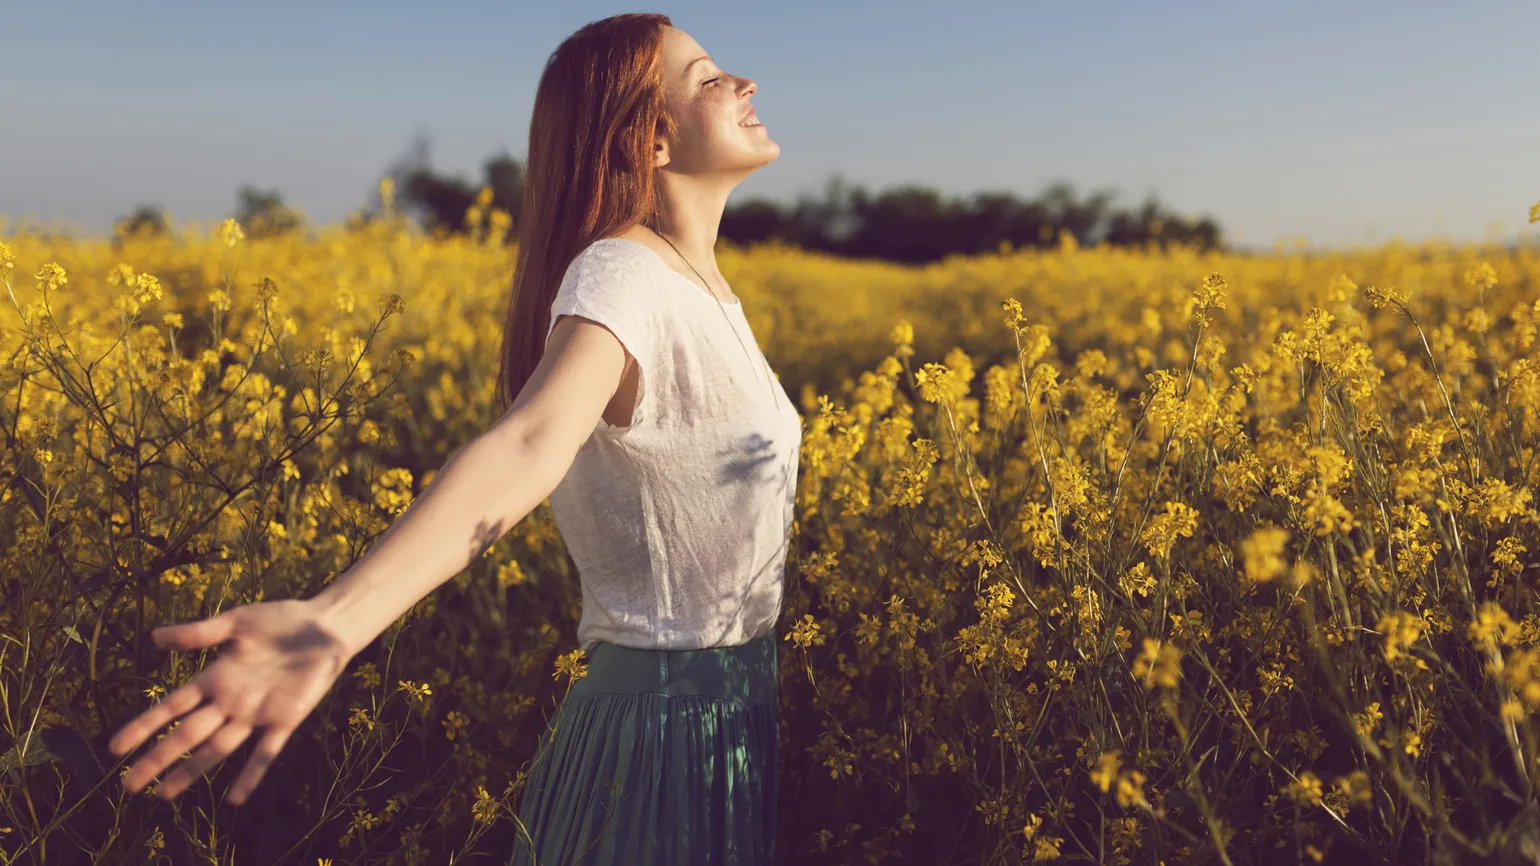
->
[545, 240, 663, 430]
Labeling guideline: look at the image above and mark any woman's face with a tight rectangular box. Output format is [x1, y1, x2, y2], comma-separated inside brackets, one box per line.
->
[655, 26, 778, 179]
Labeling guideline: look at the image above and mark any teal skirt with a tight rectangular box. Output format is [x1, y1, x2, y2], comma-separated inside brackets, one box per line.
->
[509, 631, 780, 865]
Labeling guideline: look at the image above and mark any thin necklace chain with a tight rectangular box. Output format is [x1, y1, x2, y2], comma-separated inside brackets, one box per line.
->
[656, 232, 780, 403]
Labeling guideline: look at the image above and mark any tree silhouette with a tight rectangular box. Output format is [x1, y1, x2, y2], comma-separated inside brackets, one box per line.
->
[234, 186, 305, 238]
[114, 204, 170, 239]
[377, 132, 523, 237]
[370, 137, 1227, 258]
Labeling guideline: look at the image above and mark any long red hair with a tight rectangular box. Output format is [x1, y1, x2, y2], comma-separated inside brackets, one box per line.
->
[494, 12, 678, 415]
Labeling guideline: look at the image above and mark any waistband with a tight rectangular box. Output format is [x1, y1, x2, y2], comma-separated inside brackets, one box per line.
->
[569, 631, 779, 706]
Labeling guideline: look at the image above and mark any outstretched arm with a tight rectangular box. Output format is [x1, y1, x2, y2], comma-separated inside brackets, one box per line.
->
[310, 311, 636, 656]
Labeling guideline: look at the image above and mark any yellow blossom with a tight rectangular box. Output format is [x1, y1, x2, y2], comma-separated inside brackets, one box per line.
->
[1362, 283, 1410, 310]
[1240, 525, 1289, 583]
[1377, 610, 1426, 662]
[1194, 272, 1228, 310]
[441, 709, 469, 741]
[1132, 638, 1182, 689]
[1469, 601, 1521, 655]
[553, 649, 588, 682]
[1286, 772, 1324, 806]
[1463, 262, 1497, 291]
[1139, 500, 1199, 560]
[1090, 750, 1122, 793]
[353, 662, 381, 689]
[1114, 770, 1148, 808]
[1331, 770, 1373, 809]
[786, 613, 827, 649]
[1349, 701, 1383, 740]
[217, 217, 245, 247]
[1001, 298, 1028, 333]
[1326, 273, 1358, 303]
[399, 680, 432, 705]
[889, 318, 915, 359]
[471, 784, 499, 824]
[35, 263, 68, 292]
[915, 362, 966, 404]
[1119, 561, 1156, 598]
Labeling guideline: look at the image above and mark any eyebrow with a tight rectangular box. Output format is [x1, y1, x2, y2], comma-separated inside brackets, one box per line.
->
[685, 55, 714, 78]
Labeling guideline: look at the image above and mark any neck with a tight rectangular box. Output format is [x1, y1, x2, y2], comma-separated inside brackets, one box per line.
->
[650, 171, 736, 273]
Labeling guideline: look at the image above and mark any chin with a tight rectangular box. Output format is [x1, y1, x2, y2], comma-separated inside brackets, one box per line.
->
[751, 138, 780, 163]
[718, 143, 779, 174]
[745, 150, 779, 176]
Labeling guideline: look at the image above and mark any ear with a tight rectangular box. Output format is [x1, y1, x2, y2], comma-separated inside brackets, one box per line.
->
[653, 135, 671, 170]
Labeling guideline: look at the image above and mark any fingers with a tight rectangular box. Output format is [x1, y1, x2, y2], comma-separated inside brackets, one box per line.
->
[109, 681, 207, 757]
[120, 703, 227, 796]
[158, 719, 254, 801]
[152, 610, 238, 651]
[225, 725, 294, 807]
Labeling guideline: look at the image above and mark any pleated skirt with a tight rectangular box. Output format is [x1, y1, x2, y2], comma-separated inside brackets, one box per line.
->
[508, 631, 780, 866]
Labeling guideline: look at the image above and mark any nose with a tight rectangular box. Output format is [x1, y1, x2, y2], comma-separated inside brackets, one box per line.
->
[739, 77, 757, 98]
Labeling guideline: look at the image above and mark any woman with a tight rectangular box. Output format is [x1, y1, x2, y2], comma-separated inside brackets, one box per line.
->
[108, 12, 797, 865]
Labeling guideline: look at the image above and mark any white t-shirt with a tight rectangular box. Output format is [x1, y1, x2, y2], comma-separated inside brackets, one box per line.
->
[542, 237, 802, 652]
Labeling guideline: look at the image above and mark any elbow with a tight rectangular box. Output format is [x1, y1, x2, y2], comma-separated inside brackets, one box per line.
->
[483, 416, 575, 500]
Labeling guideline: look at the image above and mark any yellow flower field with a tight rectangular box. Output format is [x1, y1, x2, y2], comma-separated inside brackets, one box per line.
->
[4, 197, 1540, 863]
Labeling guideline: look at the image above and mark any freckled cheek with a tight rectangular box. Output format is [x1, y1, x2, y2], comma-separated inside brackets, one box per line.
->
[673, 108, 710, 145]
[705, 106, 738, 135]
[696, 98, 739, 132]
[677, 102, 739, 151]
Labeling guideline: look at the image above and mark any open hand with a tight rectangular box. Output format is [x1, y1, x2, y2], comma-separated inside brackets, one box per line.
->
[108, 598, 355, 805]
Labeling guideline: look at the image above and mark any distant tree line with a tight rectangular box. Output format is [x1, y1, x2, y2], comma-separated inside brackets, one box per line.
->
[116, 185, 307, 243]
[116, 133, 1225, 258]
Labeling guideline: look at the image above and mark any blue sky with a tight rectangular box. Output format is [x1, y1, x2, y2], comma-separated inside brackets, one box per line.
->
[3, 0, 1536, 250]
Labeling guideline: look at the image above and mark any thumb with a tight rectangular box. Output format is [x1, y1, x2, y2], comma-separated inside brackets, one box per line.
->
[152, 610, 238, 651]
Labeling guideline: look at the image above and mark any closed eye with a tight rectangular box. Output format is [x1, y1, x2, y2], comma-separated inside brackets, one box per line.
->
[702, 77, 719, 87]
